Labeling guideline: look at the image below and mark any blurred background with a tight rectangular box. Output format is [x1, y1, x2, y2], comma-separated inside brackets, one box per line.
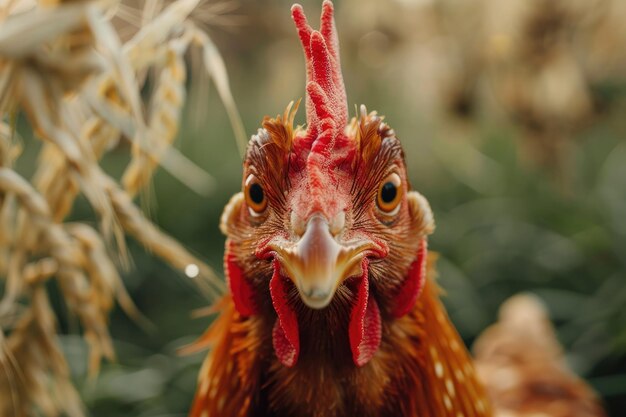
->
[13, 0, 626, 415]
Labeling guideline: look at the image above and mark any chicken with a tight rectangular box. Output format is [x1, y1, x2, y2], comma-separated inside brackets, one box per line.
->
[187, 2, 606, 417]
[473, 294, 607, 417]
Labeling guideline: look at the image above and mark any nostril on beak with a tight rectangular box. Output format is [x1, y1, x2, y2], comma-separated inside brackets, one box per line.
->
[329, 211, 345, 237]
[290, 211, 307, 237]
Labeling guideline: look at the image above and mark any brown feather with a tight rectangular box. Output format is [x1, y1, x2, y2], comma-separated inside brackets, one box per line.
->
[189, 256, 492, 417]
[187, 296, 267, 417]
[261, 99, 302, 154]
[473, 294, 607, 417]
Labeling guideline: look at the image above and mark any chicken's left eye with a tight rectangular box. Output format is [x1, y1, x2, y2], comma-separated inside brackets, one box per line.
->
[376, 173, 403, 215]
[245, 174, 267, 215]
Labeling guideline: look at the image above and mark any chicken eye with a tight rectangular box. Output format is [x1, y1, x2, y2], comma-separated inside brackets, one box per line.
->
[376, 173, 403, 215]
[245, 174, 267, 215]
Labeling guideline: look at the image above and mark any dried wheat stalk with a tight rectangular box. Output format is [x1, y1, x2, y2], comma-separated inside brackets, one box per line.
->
[0, 0, 243, 415]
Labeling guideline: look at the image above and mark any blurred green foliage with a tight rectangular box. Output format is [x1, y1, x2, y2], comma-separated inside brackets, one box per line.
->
[12, 0, 625, 415]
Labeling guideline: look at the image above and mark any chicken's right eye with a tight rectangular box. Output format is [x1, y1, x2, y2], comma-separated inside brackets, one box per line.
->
[376, 173, 403, 215]
[245, 174, 267, 215]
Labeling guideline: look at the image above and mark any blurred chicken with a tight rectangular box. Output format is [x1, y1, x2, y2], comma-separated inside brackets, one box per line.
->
[474, 294, 607, 417]
[187, 2, 608, 417]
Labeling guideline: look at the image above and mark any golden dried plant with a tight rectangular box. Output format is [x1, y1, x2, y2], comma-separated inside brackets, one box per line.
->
[0, 0, 245, 415]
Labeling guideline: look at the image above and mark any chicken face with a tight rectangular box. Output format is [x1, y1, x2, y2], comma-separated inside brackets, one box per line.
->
[219, 1, 434, 368]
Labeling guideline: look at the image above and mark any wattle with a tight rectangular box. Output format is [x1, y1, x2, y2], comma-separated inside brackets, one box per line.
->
[226, 238, 429, 368]
[348, 259, 382, 366]
[269, 258, 383, 367]
[270, 260, 300, 367]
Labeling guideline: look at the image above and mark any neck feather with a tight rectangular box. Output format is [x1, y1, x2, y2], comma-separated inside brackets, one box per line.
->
[189, 265, 493, 417]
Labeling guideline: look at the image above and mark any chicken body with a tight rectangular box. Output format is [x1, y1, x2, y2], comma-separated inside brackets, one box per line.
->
[474, 295, 607, 417]
[189, 2, 606, 417]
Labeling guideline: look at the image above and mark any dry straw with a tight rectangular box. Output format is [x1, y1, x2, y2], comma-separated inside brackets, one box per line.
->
[0, 0, 244, 415]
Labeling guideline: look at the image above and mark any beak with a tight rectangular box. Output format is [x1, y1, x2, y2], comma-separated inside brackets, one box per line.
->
[269, 214, 373, 309]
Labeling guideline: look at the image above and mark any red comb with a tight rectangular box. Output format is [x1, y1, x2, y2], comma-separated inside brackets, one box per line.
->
[291, 1, 348, 155]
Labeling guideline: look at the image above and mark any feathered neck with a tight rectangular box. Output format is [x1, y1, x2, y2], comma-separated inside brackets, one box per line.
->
[188, 260, 493, 417]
